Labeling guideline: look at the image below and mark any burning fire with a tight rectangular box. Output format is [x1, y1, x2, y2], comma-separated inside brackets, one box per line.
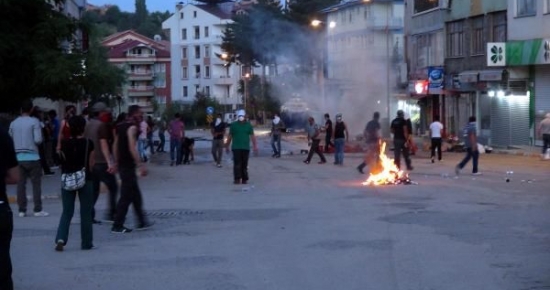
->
[362, 142, 410, 186]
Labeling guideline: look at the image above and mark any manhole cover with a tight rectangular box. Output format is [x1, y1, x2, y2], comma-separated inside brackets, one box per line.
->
[145, 210, 204, 217]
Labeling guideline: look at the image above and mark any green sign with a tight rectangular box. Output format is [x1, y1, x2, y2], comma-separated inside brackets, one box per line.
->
[506, 39, 550, 66]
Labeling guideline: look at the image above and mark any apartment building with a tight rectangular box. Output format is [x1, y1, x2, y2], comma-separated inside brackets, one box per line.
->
[162, 2, 242, 110]
[321, 0, 405, 130]
[102, 30, 172, 115]
[506, 0, 550, 147]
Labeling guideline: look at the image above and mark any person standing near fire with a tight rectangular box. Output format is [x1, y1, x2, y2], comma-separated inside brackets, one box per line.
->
[390, 110, 413, 171]
[304, 117, 327, 164]
[323, 113, 334, 152]
[357, 112, 381, 174]
[333, 113, 349, 165]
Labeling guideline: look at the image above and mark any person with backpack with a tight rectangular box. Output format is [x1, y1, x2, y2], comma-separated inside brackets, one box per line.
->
[333, 113, 349, 165]
[54, 116, 95, 251]
[357, 112, 381, 174]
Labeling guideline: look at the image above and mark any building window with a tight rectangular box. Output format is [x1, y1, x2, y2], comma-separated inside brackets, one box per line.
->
[364, 6, 371, 19]
[195, 84, 200, 94]
[194, 45, 200, 59]
[193, 11, 197, 18]
[204, 26, 209, 37]
[181, 47, 187, 59]
[156, 96, 167, 104]
[471, 17, 484, 55]
[195, 65, 201, 78]
[180, 12, 183, 19]
[492, 12, 507, 42]
[205, 86, 210, 96]
[205, 65, 210, 78]
[182, 66, 188, 79]
[194, 26, 200, 39]
[183, 86, 188, 97]
[154, 77, 166, 88]
[181, 28, 187, 40]
[414, 0, 439, 14]
[446, 21, 464, 57]
[204, 45, 210, 58]
[154, 63, 166, 73]
[517, 0, 536, 17]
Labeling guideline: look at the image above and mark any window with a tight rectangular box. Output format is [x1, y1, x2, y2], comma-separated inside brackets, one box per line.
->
[446, 21, 464, 57]
[205, 65, 210, 78]
[156, 96, 167, 104]
[204, 26, 209, 37]
[194, 26, 200, 39]
[193, 11, 197, 18]
[194, 65, 201, 78]
[182, 66, 188, 79]
[492, 12, 507, 42]
[183, 86, 188, 97]
[154, 63, 166, 73]
[195, 85, 200, 94]
[181, 47, 187, 59]
[414, 0, 439, 14]
[471, 17, 484, 55]
[154, 77, 166, 88]
[180, 12, 183, 19]
[364, 6, 371, 19]
[181, 28, 187, 40]
[517, 0, 536, 17]
[194, 45, 200, 59]
[205, 86, 210, 96]
[204, 45, 210, 58]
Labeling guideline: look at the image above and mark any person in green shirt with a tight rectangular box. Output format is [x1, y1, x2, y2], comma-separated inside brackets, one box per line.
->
[225, 110, 258, 184]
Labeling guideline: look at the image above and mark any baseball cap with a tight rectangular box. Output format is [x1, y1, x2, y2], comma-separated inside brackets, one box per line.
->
[237, 109, 245, 117]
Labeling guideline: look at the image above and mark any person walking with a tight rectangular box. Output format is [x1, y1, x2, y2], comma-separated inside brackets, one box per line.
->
[9, 101, 48, 217]
[111, 105, 153, 233]
[455, 116, 481, 176]
[333, 113, 349, 165]
[429, 115, 444, 163]
[54, 116, 95, 251]
[537, 113, 550, 160]
[84, 102, 118, 224]
[390, 110, 413, 171]
[138, 118, 149, 162]
[168, 113, 184, 166]
[303, 117, 327, 164]
[323, 113, 334, 152]
[225, 110, 258, 184]
[156, 120, 166, 153]
[211, 113, 226, 167]
[0, 127, 19, 290]
[270, 113, 285, 158]
[357, 112, 381, 174]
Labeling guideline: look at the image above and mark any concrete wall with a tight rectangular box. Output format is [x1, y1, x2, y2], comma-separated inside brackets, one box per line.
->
[507, 0, 550, 41]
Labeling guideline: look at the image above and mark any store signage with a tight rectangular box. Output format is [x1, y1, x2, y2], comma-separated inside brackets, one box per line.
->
[487, 42, 506, 66]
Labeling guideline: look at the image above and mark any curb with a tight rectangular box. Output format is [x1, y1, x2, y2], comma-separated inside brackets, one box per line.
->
[490, 149, 543, 158]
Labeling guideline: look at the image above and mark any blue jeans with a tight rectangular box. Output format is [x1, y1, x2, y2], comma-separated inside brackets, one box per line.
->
[458, 147, 479, 173]
[138, 139, 147, 162]
[271, 134, 281, 155]
[170, 138, 182, 163]
[55, 181, 94, 249]
[334, 138, 345, 164]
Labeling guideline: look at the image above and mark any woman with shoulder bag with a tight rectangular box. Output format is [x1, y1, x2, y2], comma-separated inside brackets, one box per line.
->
[54, 115, 95, 251]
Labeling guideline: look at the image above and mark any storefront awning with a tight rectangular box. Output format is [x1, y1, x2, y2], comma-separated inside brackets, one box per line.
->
[458, 71, 479, 83]
[479, 70, 504, 81]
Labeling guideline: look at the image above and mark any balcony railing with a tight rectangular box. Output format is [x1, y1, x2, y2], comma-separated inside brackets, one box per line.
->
[367, 17, 404, 30]
[128, 86, 154, 92]
[126, 53, 156, 58]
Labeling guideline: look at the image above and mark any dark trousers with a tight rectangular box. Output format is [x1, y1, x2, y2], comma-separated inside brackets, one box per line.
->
[212, 139, 224, 164]
[55, 182, 93, 249]
[306, 139, 326, 162]
[51, 139, 60, 166]
[0, 203, 13, 290]
[393, 139, 412, 170]
[17, 161, 42, 213]
[542, 134, 550, 154]
[232, 149, 250, 182]
[431, 137, 442, 160]
[146, 134, 154, 155]
[324, 134, 333, 151]
[92, 163, 118, 221]
[458, 147, 479, 173]
[181, 138, 194, 164]
[114, 167, 147, 228]
[170, 138, 182, 163]
[156, 133, 165, 152]
[271, 134, 281, 155]
[38, 142, 52, 174]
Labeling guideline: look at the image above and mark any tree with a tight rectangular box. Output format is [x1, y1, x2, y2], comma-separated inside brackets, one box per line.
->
[191, 92, 222, 126]
[135, 0, 149, 26]
[0, 0, 87, 112]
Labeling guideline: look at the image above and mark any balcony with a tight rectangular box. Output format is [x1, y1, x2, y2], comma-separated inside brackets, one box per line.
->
[367, 17, 403, 31]
[128, 86, 155, 97]
[127, 71, 154, 81]
[125, 53, 156, 63]
[215, 75, 234, 86]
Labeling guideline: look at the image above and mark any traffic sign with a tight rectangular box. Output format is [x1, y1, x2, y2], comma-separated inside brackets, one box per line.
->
[206, 106, 214, 115]
[206, 114, 213, 124]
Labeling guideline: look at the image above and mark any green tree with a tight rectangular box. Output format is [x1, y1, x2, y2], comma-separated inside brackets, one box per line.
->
[135, 0, 149, 26]
[191, 92, 221, 127]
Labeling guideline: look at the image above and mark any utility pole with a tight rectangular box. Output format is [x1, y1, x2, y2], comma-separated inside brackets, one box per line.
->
[385, 4, 391, 135]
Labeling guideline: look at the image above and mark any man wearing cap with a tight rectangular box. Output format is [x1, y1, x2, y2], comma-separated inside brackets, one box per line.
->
[84, 102, 118, 223]
[390, 110, 413, 171]
[225, 110, 258, 184]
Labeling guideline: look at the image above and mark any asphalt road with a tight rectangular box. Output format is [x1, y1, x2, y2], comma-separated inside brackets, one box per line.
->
[8, 135, 550, 290]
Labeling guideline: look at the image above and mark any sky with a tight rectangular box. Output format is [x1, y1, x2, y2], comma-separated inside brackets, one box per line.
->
[88, 0, 177, 13]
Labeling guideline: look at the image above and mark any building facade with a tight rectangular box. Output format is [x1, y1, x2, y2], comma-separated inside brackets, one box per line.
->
[506, 0, 550, 147]
[162, 2, 242, 110]
[321, 0, 406, 133]
[102, 30, 172, 115]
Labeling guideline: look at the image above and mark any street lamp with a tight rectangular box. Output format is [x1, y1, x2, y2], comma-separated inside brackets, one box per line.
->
[243, 72, 251, 112]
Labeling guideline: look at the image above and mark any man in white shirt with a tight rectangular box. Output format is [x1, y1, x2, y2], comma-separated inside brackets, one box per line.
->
[429, 115, 444, 163]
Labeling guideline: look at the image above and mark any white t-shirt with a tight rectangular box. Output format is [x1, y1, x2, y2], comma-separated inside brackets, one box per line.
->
[429, 121, 444, 138]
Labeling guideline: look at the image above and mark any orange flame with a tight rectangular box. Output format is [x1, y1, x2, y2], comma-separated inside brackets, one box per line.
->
[362, 142, 407, 186]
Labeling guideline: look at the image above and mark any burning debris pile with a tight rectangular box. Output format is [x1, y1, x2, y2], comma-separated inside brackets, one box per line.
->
[362, 142, 415, 186]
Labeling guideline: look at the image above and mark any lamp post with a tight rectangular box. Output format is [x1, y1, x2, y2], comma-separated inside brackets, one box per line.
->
[243, 72, 250, 112]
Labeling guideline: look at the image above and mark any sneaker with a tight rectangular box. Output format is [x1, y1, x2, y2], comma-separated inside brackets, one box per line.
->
[55, 240, 64, 252]
[272, 153, 277, 158]
[357, 167, 364, 174]
[241, 180, 248, 185]
[216, 163, 222, 168]
[136, 221, 155, 231]
[111, 226, 133, 233]
[33, 211, 49, 217]
[303, 160, 310, 164]
[18, 212, 26, 217]
[82, 245, 97, 250]
[472, 172, 483, 176]
[431, 158, 434, 164]
[455, 165, 461, 176]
